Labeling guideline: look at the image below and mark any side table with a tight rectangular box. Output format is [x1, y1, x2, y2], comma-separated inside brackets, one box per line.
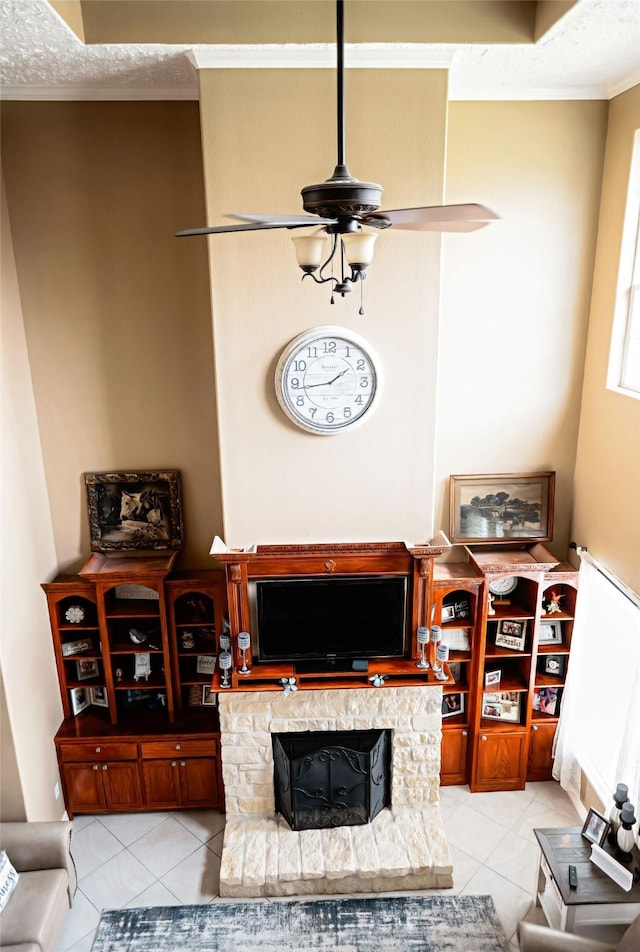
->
[534, 828, 640, 933]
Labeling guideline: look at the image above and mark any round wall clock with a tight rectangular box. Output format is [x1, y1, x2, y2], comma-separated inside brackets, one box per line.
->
[275, 326, 382, 435]
[488, 576, 518, 596]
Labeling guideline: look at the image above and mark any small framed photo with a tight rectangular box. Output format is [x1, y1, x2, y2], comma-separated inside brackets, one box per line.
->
[532, 686, 560, 716]
[442, 599, 470, 623]
[196, 655, 216, 675]
[543, 655, 565, 677]
[442, 604, 455, 622]
[485, 669, 501, 688]
[202, 686, 217, 706]
[89, 686, 109, 708]
[448, 661, 462, 683]
[76, 659, 99, 681]
[582, 808, 610, 847]
[61, 638, 93, 657]
[70, 687, 89, 716]
[539, 620, 563, 644]
[441, 693, 464, 718]
[84, 470, 183, 552]
[449, 471, 555, 544]
[482, 691, 521, 723]
[495, 619, 527, 651]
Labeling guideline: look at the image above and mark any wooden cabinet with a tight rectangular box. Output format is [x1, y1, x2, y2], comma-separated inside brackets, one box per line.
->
[165, 572, 227, 716]
[432, 564, 483, 785]
[474, 729, 529, 790]
[56, 730, 222, 817]
[527, 721, 558, 780]
[58, 740, 142, 814]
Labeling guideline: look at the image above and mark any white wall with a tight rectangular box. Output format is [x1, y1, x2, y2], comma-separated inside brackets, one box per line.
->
[1, 175, 63, 820]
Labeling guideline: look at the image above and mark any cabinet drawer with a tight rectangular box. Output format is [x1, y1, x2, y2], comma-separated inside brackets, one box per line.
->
[140, 739, 216, 759]
[59, 741, 138, 763]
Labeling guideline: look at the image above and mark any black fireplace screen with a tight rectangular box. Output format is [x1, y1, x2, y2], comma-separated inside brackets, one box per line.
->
[272, 729, 391, 832]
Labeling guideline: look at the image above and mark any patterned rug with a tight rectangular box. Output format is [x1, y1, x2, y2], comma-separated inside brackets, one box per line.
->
[91, 895, 509, 951]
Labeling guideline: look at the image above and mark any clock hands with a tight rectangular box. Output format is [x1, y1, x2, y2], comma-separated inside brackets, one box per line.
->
[302, 368, 349, 390]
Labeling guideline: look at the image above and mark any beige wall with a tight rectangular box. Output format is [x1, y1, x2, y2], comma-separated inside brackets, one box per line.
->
[199, 68, 447, 546]
[438, 101, 608, 560]
[571, 85, 640, 594]
[1, 175, 63, 820]
[1, 102, 222, 571]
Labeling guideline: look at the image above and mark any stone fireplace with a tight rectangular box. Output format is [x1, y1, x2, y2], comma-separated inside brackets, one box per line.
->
[218, 685, 453, 898]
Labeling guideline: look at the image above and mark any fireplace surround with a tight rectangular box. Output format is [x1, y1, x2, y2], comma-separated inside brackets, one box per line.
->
[218, 685, 453, 897]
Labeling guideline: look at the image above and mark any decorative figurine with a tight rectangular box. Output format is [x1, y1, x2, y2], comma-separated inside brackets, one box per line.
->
[129, 627, 148, 645]
[487, 593, 496, 616]
[369, 674, 387, 687]
[543, 591, 564, 614]
[280, 677, 298, 697]
[133, 653, 151, 682]
[181, 631, 196, 650]
[115, 667, 124, 683]
[65, 605, 85, 624]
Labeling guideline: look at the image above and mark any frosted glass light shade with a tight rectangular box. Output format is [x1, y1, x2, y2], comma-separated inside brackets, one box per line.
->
[292, 234, 327, 269]
[341, 231, 377, 267]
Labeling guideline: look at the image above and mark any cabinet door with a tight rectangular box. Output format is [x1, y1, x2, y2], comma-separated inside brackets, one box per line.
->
[101, 762, 143, 811]
[527, 722, 557, 781]
[440, 729, 469, 786]
[62, 763, 107, 814]
[141, 759, 181, 808]
[473, 731, 528, 791]
[179, 758, 219, 807]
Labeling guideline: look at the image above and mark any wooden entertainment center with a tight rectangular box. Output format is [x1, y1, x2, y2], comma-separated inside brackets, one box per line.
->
[43, 538, 577, 817]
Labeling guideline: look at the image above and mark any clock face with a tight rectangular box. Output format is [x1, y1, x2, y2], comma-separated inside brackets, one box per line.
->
[489, 576, 519, 596]
[275, 326, 382, 435]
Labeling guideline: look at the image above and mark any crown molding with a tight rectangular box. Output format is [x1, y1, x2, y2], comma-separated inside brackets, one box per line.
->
[448, 84, 610, 102]
[186, 44, 456, 71]
[0, 85, 198, 101]
[607, 66, 640, 99]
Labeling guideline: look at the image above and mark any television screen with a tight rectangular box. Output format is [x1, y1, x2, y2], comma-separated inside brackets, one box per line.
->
[254, 575, 408, 663]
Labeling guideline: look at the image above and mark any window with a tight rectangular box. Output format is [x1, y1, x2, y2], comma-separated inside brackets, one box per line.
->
[608, 129, 640, 397]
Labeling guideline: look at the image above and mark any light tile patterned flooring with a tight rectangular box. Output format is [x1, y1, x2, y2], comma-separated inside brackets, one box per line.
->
[57, 781, 589, 951]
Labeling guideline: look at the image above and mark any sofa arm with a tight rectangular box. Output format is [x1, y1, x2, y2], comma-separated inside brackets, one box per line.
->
[518, 922, 616, 952]
[0, 822, 76, 898]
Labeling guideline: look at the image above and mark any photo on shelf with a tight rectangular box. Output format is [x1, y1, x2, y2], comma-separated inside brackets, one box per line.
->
[581, 808, 610, 847]
[482, 691, 521, 723]
[532, 686, 560, 716]
[440, 628, 470, 652]
[543, 655, 565, 677]
[70, 687, 89, 716]
[448, 661, 462, 683]
[484, 669, 501, 688]
[89, 686, 109, 708]
[76, 659, 99, 681]
[188, 684, 203, 707]
[202, 686, 217, 706]
[196, 655, 216, 675]
[539, 620, 563, 644]
[441, 693, 464, 718]
[442, 599, 471, 622]
[495, 619, 527, 651]
[61, 638, 93, 657]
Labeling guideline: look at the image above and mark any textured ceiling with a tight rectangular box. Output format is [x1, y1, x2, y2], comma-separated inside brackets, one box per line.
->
[0, 0, 638, 101]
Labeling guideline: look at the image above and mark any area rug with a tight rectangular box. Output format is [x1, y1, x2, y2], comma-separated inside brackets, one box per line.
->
[91, 894, 509, 951]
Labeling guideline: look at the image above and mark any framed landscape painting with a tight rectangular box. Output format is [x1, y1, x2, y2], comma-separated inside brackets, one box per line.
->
[85, 470, 183, 552]
[449, 472, 555, 545]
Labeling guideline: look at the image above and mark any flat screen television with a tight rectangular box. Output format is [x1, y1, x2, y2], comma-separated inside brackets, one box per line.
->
[252, 575, 408, 666]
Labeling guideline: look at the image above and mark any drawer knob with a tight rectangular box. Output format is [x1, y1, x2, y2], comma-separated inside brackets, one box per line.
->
[181, 761, 186, 767]
[102, 764, 108, 771]
[93, 764, 99, 770]
[481, 735, 487, 741]
[175, 744, 181, 750]
[462, 730, 468, 737]
[95, 746, 101, 753]
[532, 725, 539, 731]
[172, 761, 177, 767]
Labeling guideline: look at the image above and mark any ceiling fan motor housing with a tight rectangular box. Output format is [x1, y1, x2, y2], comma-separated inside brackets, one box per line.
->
[301, 164, 383, 231]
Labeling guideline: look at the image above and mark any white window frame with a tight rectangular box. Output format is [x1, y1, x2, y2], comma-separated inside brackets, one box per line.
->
[607, 128, 640, 399]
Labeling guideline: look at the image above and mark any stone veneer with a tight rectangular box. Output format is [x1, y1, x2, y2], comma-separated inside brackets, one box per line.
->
[218, 686, 454, 897]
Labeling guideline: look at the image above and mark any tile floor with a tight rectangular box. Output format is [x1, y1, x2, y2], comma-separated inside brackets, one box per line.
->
[56, 781, 619, 951]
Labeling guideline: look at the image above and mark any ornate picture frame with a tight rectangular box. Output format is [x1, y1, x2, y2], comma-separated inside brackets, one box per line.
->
[449, 472, 555, 544]
[85, 470, 183, 552]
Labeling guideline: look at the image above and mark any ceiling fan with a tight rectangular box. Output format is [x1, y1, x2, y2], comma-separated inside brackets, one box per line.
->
[176, 0, 498, 313]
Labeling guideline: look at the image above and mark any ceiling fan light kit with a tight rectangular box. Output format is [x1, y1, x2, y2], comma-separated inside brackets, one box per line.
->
[176, 0, 497, 314]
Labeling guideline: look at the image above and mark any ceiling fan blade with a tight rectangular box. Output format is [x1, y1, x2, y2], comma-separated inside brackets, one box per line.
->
[175, 221, 326, 238]
[365, 203, 499, 231]
[227, 213, 337, 226]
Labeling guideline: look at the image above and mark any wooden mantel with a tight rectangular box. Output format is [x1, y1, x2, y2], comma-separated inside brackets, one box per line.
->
[212, 535, 453, 691]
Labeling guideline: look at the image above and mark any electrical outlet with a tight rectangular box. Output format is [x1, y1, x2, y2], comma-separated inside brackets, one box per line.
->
[54, 782, 61, 800]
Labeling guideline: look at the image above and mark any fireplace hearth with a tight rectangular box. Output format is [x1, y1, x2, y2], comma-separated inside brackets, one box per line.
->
[273, 729, 391, 831]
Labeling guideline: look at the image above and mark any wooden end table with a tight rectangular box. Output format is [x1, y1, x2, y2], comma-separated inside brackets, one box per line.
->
[534, 828, 640, 933]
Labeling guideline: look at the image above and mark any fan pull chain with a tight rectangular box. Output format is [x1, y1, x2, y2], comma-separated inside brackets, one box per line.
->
[359, 277, 365, 316]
